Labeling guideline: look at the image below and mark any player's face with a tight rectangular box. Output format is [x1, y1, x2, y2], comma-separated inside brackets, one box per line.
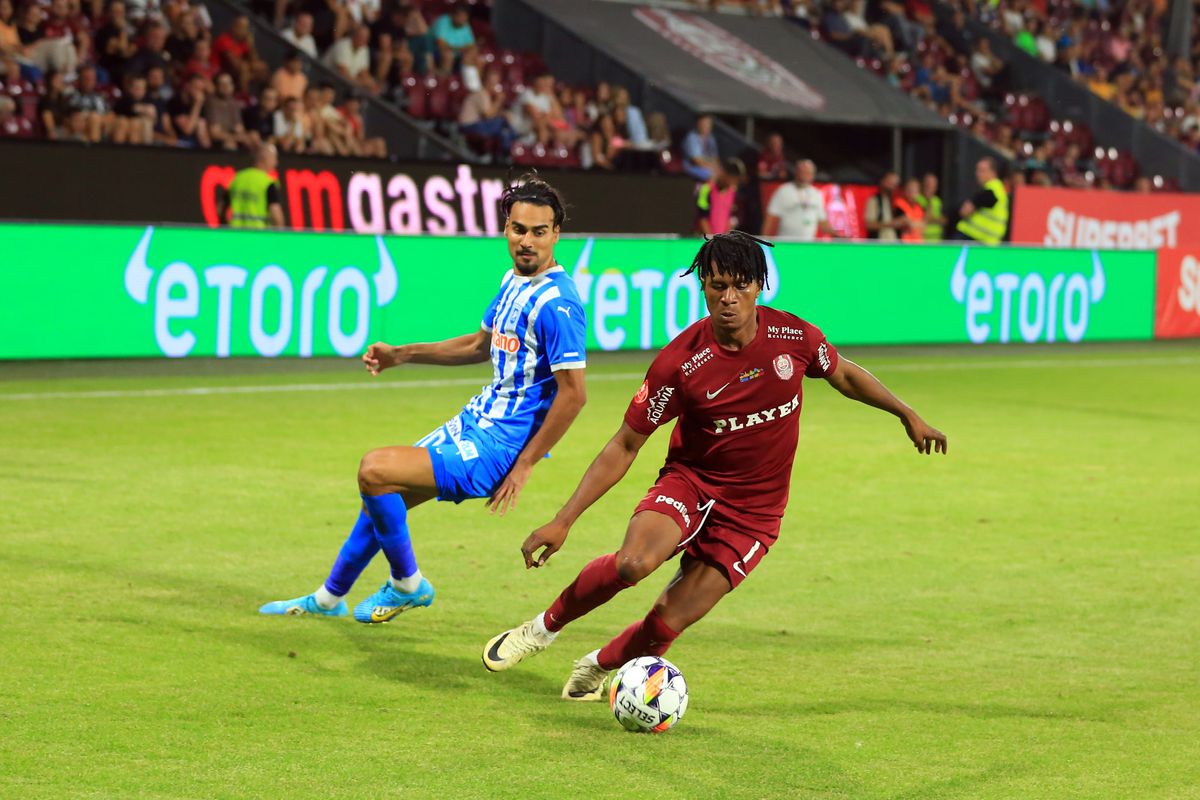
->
[505, 202, 559, 276]
[702, 267, 760, 335]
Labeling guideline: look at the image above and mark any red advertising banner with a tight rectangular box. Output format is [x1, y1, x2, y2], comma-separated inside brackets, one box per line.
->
[1154, 248, 1200, 338]
[760, 181, 877, 239]
[1012, 185, 1192, 249]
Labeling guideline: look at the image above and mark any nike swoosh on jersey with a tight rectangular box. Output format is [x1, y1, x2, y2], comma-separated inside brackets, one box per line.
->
[706, 383, 731, 400]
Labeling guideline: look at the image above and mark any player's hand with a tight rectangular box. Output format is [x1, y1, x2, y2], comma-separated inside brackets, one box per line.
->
[487, 461, 532, 517]
[362, 343, 404, 376]
[521, 519, 569, 569]
[903, 415, 947, 455]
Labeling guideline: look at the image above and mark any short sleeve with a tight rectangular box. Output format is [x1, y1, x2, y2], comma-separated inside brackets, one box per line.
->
[535, 294, 587, 371]
[803, 323, 840, 378]
[623, 351, 684, 436]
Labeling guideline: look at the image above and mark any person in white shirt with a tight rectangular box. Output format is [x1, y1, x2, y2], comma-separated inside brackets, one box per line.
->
[762, 159, 838, 240]
[282, 12, 317, 58]
[324, 24, 376, 94]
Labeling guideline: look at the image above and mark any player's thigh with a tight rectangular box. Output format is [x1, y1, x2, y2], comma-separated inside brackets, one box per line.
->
[652, 558, 732, 634]
[357, 445, 438, 502]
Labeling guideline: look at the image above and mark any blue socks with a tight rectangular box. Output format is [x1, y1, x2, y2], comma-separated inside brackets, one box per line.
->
[323, 510, 381, 597]
[360, 492, 419, 582]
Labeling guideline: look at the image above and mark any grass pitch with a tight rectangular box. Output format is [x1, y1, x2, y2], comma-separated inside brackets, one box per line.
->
[1, 343, 1198, 800]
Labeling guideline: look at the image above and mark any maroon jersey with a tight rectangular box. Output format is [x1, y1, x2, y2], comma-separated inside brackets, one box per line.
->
[624, 306, 839, 517]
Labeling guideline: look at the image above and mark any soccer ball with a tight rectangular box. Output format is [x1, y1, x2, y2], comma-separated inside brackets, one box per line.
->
[609, 656, 689, 733]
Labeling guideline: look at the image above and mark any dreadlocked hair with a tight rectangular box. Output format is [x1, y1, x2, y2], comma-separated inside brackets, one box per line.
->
[682, 230, 773, 291]
[500, 171, 567, 228]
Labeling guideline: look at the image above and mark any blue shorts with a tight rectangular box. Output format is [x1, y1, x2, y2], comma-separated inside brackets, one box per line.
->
[414, 412, 518, 504]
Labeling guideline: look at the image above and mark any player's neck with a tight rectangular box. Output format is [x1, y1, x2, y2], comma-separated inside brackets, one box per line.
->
[515, 259, 559, 279]
[712, 313, 759, 351]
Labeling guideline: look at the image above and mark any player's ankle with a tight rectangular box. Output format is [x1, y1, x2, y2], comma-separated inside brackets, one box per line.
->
[314, 585, 344, 610]
[532, 612, 558, 642]
[390, 570, 423, 594]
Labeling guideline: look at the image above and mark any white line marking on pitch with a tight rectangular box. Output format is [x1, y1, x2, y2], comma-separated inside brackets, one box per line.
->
[0, 355, 1197, 401]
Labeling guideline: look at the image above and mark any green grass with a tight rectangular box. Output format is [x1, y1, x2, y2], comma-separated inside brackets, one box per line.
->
[1, 343, 1198, 799]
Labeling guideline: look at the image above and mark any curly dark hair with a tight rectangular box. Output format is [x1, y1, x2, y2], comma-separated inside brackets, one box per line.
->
[682, 230, 772, 291]
[500, 172, 567, 228]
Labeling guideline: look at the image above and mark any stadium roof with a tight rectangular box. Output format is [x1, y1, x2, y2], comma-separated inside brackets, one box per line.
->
[516, 0, 953, 131]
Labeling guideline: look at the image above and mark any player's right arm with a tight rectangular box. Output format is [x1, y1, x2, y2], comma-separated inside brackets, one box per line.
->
[362, 329, 491, 375]
[521, 422, 650, 569]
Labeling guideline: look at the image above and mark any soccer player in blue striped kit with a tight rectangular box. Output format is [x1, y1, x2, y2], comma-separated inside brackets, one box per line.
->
[260, 176, 588, 623]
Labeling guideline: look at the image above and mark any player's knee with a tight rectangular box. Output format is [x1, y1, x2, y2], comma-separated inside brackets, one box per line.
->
[615, 551, 656, 585]
[357, 449, 390, 494]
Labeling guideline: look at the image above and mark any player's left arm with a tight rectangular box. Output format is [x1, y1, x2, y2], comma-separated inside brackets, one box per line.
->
[487, 367, 587, 516]
[487, 294, 589, 515]
[824, 357, 947, 455]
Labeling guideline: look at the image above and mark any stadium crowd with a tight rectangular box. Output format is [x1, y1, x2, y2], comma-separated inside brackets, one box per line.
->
[0, 0, 1191, 198]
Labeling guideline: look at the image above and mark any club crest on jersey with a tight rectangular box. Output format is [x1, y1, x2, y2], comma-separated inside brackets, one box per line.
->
[738, 368, 764, 383]
[634, 380, 649, 404]
[773, 354, 794, 380]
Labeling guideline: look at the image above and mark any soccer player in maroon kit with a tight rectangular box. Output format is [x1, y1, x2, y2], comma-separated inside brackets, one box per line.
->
[482, 231, 947, 699]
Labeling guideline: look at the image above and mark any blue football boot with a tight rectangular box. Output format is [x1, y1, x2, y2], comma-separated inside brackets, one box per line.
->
[353, 578, 436, 624]
[259, 593, 349, 617]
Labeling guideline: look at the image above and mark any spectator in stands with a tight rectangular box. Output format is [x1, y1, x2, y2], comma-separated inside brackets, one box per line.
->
[37, 68, 71, 138]
[168, 71, 211, 147]
[1054, 142, 1090, 188]
[378, 38, 415, 97]
[892, 177, 926, 242]
[590, 109, 628, 170]
[126, 21, 170, 82]
[873, 0, 921, 53]
[762, 158, 837, 240]
[864, 170, 902, 240]
[339, 93, 385, 156]
[184, 37, 218, 86]
[757, 132, 789, 180]
[274, 94, 307, 152]
[243, 84, 277, 147]
[301, 84, 334, 152]
[695, 158, 745, 236]
[165, 11, 200, 64]
[509, 72, 557, 147]
[459, 64, 514, 153]
[272, 49, 307, 101]
[67, 65, 112, 142]
[125, 0, 161, 25]
[206, 70, 249, 150]
[282, 12, 317, 57]
[969, 38, 1007, 99]
[315, 83, 357, 155]
[991, 122, 1016, 159]
[18, 1, 78, 79]
[324, 23, 377, 95]
[646, 112, 670, 151]
[212, 15, 266, 92]
[954, 156, 1008, 245]
[681, 114, 719, 181]
[611, 85, 648, 148]
[42, 0, 89, 68]
[371, 2, 431, 75]
[821, 0, 875, 58]
[0, 0, 18, 61]
[95, 0, 137, 83]
[936, 9, 975, 57]
[0, 91, 32, 136]
[430, 1, 473, 75]
[113, 72, 158, 144]
[344, 0, 380, 28]
[589, 81, 614, 120]
[1088, 65, 1116, 101]
[915, 172, 945, 241]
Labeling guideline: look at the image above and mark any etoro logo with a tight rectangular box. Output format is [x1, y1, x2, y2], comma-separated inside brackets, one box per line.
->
[949, 247, 1105, 344]
[123, 227, 398, 357]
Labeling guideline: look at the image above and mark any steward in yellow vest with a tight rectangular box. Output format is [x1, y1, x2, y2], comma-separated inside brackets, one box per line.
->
[955, 157, 1009, 245]
[218, 144, 284, 229]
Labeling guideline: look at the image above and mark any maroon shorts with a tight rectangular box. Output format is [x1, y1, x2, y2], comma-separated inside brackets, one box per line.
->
[632, 469, 781, 589]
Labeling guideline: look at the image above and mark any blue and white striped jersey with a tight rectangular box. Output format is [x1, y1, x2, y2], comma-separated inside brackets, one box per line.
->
[464, 265, 587, 447]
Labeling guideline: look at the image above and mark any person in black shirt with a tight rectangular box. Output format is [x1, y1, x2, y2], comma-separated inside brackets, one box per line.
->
[95, 0, 137, 84]
[243, 85, 279, 147]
